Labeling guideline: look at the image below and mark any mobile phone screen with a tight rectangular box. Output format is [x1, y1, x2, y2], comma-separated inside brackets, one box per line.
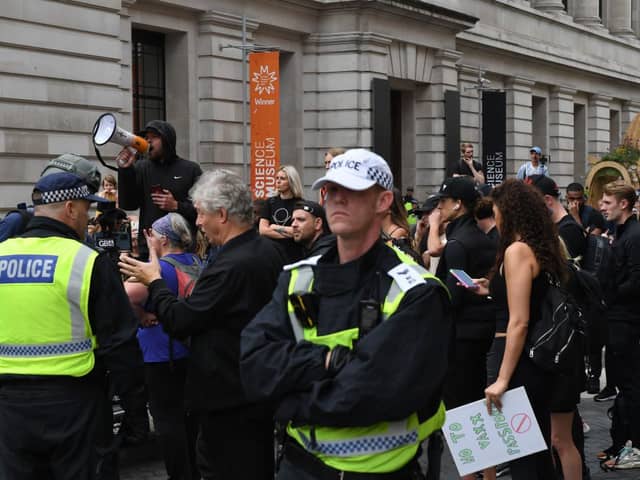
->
[449, 269, 478, 289]
[151, 185, 163, 194]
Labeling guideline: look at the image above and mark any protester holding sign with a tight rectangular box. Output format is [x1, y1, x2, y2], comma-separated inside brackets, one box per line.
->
[470, 179, 568, 479]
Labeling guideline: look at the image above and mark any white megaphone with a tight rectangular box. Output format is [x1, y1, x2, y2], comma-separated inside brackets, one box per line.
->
[92, 113, 149, 167]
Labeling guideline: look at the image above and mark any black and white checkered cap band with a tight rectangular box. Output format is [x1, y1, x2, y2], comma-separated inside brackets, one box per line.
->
[366, 167, 393, 191]
[34, 185, 91, 205]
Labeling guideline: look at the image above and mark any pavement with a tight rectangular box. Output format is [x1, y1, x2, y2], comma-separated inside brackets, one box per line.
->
[120, 389, 640, 479]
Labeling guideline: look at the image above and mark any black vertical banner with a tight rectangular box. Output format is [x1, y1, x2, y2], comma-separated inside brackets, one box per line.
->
[445, 90, 461, 177]
[482, 91, 506, 186]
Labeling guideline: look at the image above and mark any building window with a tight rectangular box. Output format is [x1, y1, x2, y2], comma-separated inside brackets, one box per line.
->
[131, 30, 166, 133]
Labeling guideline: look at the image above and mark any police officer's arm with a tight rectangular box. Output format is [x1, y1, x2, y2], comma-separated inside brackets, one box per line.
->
[240, 272, 332, 400]
[275, 284, 451, 427]
[88, 254, 143, 379]
[117, 161, 142, 211]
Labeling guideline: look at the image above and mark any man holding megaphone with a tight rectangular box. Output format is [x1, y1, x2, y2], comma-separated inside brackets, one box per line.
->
[114, 120, 202, 260]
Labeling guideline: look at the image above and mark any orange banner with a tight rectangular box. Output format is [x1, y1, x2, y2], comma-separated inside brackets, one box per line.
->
[249, 51, 280, 199]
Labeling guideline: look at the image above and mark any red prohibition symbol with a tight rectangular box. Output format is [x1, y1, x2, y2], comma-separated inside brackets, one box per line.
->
[510, 413, 532, 434]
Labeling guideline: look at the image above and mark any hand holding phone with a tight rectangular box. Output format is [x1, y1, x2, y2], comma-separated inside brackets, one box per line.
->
[450, 269, 479, 290]
[151, 184, 163, 195]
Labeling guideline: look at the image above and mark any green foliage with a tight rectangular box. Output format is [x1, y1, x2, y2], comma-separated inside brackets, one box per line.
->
[601, 139, 640, 168]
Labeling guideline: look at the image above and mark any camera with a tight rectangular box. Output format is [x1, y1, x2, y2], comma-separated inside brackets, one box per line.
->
[92, 202, 132, 254]
[540, 155, 550, 165]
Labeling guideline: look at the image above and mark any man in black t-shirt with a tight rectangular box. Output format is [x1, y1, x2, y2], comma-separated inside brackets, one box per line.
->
[527, 175, 586, 259]
[566, 182, 606, 236]
[453, 143, 485, 184]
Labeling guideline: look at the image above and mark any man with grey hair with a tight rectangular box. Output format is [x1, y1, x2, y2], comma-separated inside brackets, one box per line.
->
[119, 169, 284, 480]
[240, 149, 451, 479]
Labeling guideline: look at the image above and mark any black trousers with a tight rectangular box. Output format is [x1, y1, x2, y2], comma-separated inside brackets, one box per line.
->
[444, 337, 494, 408]
[607, 320, 640, 446]
[196, 407, 274, 480]
[0, 379, 100, 480]
[508, 356, 556, 480]
[145, 360, 199, 480]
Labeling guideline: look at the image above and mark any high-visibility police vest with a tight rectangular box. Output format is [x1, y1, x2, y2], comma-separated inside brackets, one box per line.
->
[0, 236, 98, 377]
[285, 247, 448, 473]
[404, 201, 417, 227]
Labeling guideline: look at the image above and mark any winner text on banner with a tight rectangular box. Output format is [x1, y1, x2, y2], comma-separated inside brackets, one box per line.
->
[443, 387, 547, 476]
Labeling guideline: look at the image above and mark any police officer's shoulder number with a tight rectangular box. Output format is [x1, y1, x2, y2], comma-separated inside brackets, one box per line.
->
[387, 263, 426, 293]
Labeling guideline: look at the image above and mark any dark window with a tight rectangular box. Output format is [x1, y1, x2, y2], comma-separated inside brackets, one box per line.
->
[562, 0, 568, 11]
[131, 30, 166, 133]
[599, 0, 603, 18]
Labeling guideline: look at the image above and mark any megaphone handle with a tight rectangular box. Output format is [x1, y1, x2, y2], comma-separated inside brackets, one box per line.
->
[127, 146, 137, 155]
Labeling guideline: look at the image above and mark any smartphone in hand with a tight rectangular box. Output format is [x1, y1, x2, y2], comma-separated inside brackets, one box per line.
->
[150, 184, 163, 195]
[450, 269, 478, 289]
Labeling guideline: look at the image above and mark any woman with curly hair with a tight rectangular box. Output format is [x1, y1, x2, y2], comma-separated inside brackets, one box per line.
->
[472, 179, 567, 479]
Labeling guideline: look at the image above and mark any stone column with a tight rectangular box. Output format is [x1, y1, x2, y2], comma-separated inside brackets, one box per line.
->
[505, 77, 535, 177]
[632, 0, 640, 37]
[458, 65, 481, 149]
[549, 86, 576, 187]
[606, 0, 635, 38]
[302, 32, 391, 187]
[572, 0, 605, 28]
[415, 49, 461, 191]
[119, 1, 136, 130]
[531, 0, 567, 15]
[198, 11, 259, 171]
[588, 94, 612, 159]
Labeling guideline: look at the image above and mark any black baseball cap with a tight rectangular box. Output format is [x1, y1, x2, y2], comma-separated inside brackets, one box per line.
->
[413, 194, 440, 215]
[294, 200, 329, 232]
[526, 174, 559, 197]
[437, 176, 480, 203]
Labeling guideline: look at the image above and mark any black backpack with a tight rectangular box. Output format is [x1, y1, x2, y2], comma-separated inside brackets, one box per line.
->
[580, 234, 614, 289]
[526, 263, 597, 374]
[0, 206, 34, 242]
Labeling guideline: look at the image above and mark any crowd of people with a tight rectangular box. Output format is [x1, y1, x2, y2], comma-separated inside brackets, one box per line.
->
[2, 122, 640, 480]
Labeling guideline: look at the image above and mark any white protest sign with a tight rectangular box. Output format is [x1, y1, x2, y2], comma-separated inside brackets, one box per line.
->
[443, 387, 547, 476]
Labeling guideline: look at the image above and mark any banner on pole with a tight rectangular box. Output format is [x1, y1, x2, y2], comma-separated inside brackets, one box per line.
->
[249, 51, 280, 199]
[482, 91, 506, 186]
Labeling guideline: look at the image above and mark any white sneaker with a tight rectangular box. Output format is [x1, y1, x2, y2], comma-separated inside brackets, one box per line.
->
[614, 441, 640, 470]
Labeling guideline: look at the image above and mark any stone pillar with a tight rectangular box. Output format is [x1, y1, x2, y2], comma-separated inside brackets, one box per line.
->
[415, 49, 461, 191]
[505, 77, 535, 177]
[198, 11, 259, 171]
[531, 0, 567, 15]
[606, 0, 635, 38]
[458, 65, 481, 149]
[302, 32, 391, 188]
[119, 1, 136, 128]
[572, 0, 605, 28]
[632, 0, 640, 37]
[549, 87, 576, 187]
[588, 94, 612, 159]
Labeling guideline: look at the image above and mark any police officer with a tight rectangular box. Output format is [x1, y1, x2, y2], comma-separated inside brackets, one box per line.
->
[240, 149, 452, 479]
[0, 167, 142, 479]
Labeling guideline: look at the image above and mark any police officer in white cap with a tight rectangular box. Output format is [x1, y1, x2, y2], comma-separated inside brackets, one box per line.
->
[241, 149, 452, 479]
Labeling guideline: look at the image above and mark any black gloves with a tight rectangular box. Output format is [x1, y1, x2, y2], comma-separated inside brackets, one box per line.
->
[326, 345, 353, 376]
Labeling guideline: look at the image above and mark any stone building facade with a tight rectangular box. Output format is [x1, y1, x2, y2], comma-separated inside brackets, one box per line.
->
[1, 0, 639, 209]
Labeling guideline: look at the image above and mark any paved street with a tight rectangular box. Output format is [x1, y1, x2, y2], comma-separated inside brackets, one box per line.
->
[120, 389, 639, 479]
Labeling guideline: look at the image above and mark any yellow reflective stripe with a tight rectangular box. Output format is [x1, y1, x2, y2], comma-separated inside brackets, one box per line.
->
[418, 401, 446, 440]
[68, 244, 95, 341]
[287, 266, 314, 343]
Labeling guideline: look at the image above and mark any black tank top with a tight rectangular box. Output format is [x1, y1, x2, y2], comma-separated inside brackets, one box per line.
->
[489, 266, 548, 331]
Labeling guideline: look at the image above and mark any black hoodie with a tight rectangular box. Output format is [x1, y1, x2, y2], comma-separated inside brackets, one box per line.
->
[118, 120, 202, 255]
